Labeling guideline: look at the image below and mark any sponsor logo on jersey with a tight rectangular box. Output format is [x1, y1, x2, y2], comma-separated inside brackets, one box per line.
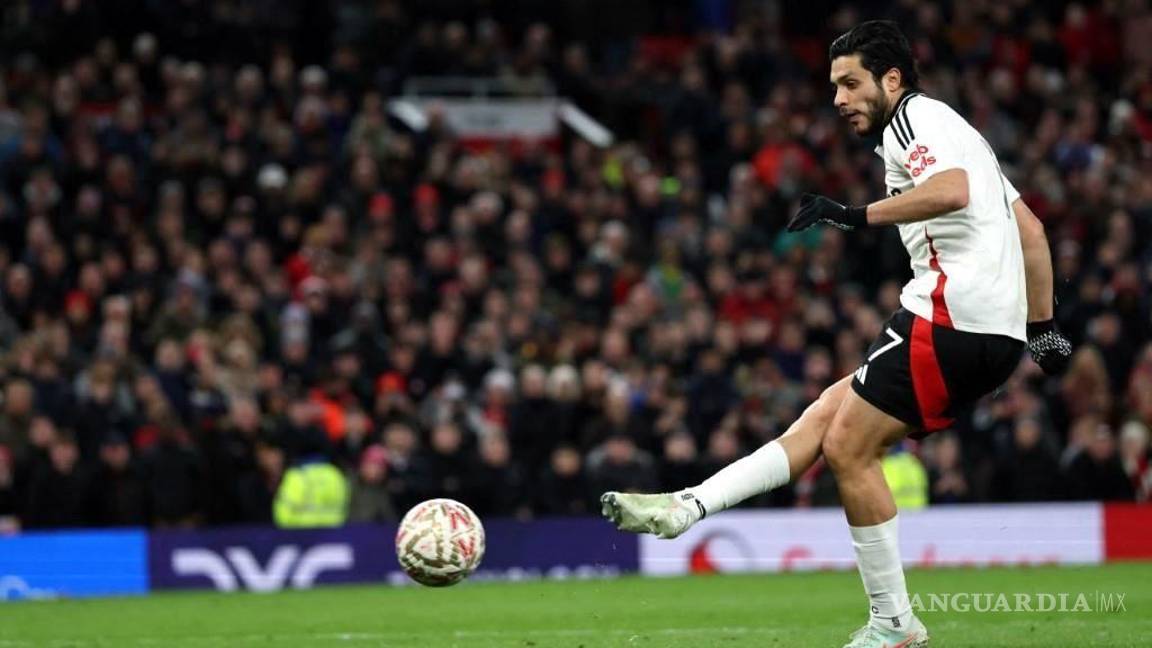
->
[904, 144, 936, 177]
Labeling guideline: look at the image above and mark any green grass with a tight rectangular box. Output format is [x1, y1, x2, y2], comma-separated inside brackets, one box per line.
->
[1, 564, 1149, 647]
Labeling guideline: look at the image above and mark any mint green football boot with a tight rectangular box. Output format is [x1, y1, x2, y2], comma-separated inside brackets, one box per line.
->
[841, 617, 930, 648]
[599, 490, 705, 539]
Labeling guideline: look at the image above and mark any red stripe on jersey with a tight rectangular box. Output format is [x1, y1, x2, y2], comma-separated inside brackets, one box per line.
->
[910, 315, 954, 432]
[925, 229, 954, 327]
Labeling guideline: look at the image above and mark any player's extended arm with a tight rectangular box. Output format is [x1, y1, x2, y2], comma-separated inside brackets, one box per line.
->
[1013, 197, 1053, 322]
[786, 169, 968, 231]
[861, 169, 967, 226]
[1014, 197, 1073, 375]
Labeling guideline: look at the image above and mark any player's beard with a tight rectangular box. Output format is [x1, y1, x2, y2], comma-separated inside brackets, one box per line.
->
[857, 91, 890, 138]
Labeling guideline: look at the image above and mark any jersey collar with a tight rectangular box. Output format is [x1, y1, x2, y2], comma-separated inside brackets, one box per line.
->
[885, 90, 923, 130]
[875, 90, 923, 156]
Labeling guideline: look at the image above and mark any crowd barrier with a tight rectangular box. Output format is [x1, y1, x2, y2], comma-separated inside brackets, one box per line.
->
[2, 503, 1148, 600]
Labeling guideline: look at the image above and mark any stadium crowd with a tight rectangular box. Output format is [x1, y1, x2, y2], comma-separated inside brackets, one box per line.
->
[0, 0, 1150, 530]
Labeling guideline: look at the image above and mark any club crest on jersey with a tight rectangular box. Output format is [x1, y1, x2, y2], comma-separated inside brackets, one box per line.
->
[904, 144, 936, 177]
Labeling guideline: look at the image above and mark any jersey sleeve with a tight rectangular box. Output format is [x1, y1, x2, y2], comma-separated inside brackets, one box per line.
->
[891, 99, 964, 187]
[1002, 174, 1021, 204]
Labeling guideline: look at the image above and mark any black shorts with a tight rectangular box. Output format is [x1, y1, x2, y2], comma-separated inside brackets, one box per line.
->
[850, 308, 1024, 438]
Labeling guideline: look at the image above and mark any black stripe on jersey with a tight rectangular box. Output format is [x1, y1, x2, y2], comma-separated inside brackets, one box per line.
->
[898, 106, 915, 141]
[890, 115, 909, 149]
[886, 91, 922, 150]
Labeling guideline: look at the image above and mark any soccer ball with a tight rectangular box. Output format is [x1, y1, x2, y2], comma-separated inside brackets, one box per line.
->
[395, 498, 486, 587]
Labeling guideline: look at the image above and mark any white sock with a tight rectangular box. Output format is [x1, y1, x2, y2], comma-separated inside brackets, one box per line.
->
[850, 515, 914, 632]
[686, 440, 791, 516]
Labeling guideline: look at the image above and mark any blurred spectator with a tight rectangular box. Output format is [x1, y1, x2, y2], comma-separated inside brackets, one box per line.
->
[659, 432, 706, 493]
[92, 434, 147, 527]
[1064, 424, 1137, 501]
[687, 350, 739, 442]
[348, 444, 397, 523]
[424, 421, 470, 501]
[0, 379, 34, 463]
[72, 364, 133, 460]
[509, 364, 559, 479]
[535, 445, 590, 516]
[24, 435, 91, 529]
[382, 422, 427, 514]
[794, 459, 841, 508]
[273, 427, 349, 528]
[586, 434, 659, 496]
[468, 434, 528, 518]
[236, 437, 285, 524]
[581, 381, 652, 450]
[200, 398, 264, 525]
[992, 418, 1062, 502]
[926, 433, 973, 504]
[1119, 421, 1152, 503]
[882, 444, 929, 510]
[0, 446, 18, 531]
[141, 421, 203, 528]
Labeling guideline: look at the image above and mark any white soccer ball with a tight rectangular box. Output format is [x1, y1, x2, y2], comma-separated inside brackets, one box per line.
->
[395, 498, 486, 587]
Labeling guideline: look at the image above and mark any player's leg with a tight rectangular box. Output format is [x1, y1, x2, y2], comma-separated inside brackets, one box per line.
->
[778, 374, 855, 470]
[823, 388, 929, 647]
[601, 374, 852, 538]
[822, 389, 907, 525]
[695, 373, 854, 506]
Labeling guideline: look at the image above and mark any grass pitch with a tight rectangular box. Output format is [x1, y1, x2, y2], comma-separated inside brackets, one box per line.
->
[0, 563, 1149, 647]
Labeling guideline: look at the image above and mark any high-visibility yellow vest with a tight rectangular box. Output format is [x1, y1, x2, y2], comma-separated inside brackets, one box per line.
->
[274, 461, 350, 528]
[882, 452, 929, 510]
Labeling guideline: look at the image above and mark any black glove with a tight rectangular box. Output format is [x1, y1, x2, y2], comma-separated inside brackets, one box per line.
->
[1026, 319, 1073, 375]
[787, 193, 868, 232]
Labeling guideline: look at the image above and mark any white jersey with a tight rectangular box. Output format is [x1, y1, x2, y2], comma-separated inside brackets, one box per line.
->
[876, 91, 1027, 342]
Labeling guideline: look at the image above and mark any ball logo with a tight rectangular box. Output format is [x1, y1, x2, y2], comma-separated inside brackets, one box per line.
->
[447, 507, 473, 532]
[456, 537, 478, 561]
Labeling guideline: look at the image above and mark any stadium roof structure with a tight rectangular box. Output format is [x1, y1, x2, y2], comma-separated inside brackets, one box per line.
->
[390, 76, 614, 149]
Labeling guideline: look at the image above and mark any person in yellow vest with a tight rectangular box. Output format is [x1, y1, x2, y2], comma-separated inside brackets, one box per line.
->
[881, 443, 928, 510]
[274, 427, 349, 528]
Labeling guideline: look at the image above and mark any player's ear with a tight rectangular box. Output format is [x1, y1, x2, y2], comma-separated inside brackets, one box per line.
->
[883, 67, 902, 93]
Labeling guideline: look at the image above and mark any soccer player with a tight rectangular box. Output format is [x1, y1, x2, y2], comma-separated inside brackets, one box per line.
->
[601, 21, 1073, 648]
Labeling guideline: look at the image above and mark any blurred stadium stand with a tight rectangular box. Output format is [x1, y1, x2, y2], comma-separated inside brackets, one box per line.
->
[0, 0, 1149, 532]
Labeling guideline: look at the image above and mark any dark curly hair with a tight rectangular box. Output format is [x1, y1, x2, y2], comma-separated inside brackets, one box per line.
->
[829, 20, 920, 90]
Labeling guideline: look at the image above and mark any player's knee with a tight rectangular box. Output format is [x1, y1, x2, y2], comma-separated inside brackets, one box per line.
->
[809, 391, 836, 427]
[821, 426, 854, 474]
[809, 379, 849, 426]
